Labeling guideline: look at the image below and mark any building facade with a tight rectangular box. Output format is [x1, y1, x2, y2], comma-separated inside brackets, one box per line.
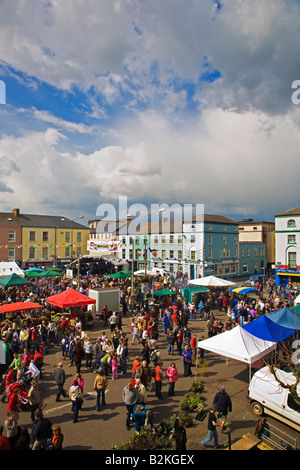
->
[275, 208, 300, 287]
[0, 209, 89, 268]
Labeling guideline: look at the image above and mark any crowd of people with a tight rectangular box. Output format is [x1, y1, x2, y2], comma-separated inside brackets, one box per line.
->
[0, 269, 294, 450]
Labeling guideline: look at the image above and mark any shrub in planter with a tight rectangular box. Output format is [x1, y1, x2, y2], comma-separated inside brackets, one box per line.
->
[181, 392, 204, 412]
[190, 381, 203, 393]
[114, 429, 172, 451]
[170, 411, 194, 428]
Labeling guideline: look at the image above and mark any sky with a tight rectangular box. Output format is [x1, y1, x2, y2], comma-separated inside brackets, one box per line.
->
[0, 0, 300, 226]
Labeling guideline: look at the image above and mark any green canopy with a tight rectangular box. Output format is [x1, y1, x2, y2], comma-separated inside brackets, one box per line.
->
[0, 273, 32, 287]
[107, 270, 132, 278]
[154, 289, 174, 296]
[182, 286, 210, 303]
[291, 304, 300, 314]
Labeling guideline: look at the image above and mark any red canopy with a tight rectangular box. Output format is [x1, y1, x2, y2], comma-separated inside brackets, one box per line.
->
[0, 302, 43, 313]
[46, 288, 96, 309]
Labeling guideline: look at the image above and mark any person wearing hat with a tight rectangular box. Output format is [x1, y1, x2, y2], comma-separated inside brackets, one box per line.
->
[213, 385, 232, 420]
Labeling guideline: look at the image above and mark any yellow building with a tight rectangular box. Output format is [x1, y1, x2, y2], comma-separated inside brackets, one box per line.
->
[9, 209, 89, 268]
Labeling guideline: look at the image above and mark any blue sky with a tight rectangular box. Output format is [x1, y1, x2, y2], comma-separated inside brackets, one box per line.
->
[0, 0, 300, 225]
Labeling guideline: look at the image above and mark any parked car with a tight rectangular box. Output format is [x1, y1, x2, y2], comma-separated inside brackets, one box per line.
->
[248, 366, 300, 432]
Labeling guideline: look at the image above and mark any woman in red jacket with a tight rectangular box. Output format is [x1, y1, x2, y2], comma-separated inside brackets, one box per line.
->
[7, 387, 21, 414]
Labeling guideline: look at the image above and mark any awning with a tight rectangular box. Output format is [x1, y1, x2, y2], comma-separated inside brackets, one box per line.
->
[0, 302, 43, 314]
[153, 289, 174, 296]
[0, 273, 32, 287]
[46, 288, 96, 309]
[242, 315, 296, 342]
[229, 287, 260, 295]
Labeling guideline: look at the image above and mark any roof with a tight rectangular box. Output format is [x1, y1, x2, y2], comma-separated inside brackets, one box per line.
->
[275, 208, 300, 217]
[0, 210, 88, 229]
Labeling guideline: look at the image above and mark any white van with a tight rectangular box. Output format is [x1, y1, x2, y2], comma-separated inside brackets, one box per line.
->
[248, 366, 300, 432]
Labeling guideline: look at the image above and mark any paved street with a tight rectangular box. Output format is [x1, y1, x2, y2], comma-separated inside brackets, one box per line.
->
[1, 305, 299, 451]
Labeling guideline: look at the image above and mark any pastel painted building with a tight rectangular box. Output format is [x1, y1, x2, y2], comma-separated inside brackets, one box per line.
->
[275, 208, 300, 287]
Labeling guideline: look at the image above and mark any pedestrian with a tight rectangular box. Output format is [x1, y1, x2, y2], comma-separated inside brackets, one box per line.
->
[167, 329, 175, 355]
[132, 404, 154, 434]
[166, 362, 178, 397]
[69, 380, 83, 423]
[53, 362, 67, 402]
[201, 404, 221, 448]
[14, 426, 31, 451]
[0, 424, 10, 450]
[174, 418, 187, 451]
[51, 424, 64, 450]
[27, 380, 40, 422]
[154, 361, 163, 399]
[131, 355, 141, 378]
[213, 385, 232, 422]
[138, 360, 152, 390]
[94, 368, 108, 411]
[72, 339, 84, 374]
[182, 345, 192, 377]
[111, 353, 119, 380]
[109, 311, 118, 332]
[31, 409, 52, 450]
[134, 377, 148, 405]
[72, 373, 84, 393]
[4, 411, 20, 450]
[122, 382, 138, 430]
[84, 337, 93, 369]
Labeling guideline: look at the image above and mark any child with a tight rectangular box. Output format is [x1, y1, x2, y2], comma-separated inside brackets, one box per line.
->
[51, 424, 64, 450]
[111, 353, 119, 380]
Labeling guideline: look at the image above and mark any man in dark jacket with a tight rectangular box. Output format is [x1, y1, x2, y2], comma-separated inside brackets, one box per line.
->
[54, 362, 67, 402]
[31, 410, 52, 450]
[213, 385, 232, 419]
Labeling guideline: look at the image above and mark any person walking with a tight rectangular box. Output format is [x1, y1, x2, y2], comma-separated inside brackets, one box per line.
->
[93, 368, 108, 411]
[122, 382, 138, 430]
[213, 385, 232, 422]
[27, 380, 40, 422]
[166, 362, 178, 397]
[109, 312, 118, 332]
[154, 361, 164, 399]
[69, 380, 83, 423]
[31, 409, 53, 450]
[84, 337, 93, 369]
[174, 418, 187, 451]
[201, 404, 221, 449]
[72, 340, 84, 374]
[182, 345, 192, 377]
[54, 362, 67, 402]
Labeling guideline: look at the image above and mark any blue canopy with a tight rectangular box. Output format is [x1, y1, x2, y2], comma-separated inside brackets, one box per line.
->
[242, 314, 296, 342]
[267, 307, 300, 330]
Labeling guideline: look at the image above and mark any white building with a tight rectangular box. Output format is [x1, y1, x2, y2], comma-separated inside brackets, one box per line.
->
[275, 208, 300, 287]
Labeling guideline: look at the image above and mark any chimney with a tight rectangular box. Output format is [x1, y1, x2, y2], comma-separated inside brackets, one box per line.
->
[12, 208, 20, 217]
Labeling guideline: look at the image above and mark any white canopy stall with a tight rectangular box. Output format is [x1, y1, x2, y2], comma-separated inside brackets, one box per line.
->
[198, 326, 277, 381]
[189, 275, 235, 287]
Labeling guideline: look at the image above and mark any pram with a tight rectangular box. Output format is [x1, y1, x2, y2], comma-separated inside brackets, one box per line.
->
[6, 382, 30, 411]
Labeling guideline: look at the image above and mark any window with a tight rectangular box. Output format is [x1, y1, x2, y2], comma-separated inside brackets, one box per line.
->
[287, 219, 296, 227]
[169, 250, 174, 259]
[135, 237, 140, 245]
[42, 231, 49, 242]
[209, 248, 212, 259]
[177, 236, 182, 244]
[77, 232, 82, 243]
[170, 235, 174, 244]
[122, 249, 126, 259]
[65, 246, 70, 258]
[42, 247, 49, 259]
[161, 250, 166, 259]
[243, 262, 248, 273]
[8, 231, 16, 242]
[227, 248, 230, 257]
[154, 236, 159, 244]
[190, 250, 196, 260]
[8, 247, 15, 261]
[29, 246, 35, 259]
[247, 248, 250, 257]
[209, 235, 213, 245]
[161, 236, 166, 244]
[241, 248, 244, 257]
[288, 252, 297, 269]
[223, 235, 227, 245]
[178, 250, 182, 260]
[288, 234, 296, 244]
[65, 232, 71, 243]
[190, 235, 195, 243]
[77, 247, 81, 256]
[223, 226, 226, 231]
[287, 393, 300, 412]
[29, 231, 36, 242]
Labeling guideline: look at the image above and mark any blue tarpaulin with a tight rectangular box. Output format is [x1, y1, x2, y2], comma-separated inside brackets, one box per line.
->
[242, 314, 296, 342]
